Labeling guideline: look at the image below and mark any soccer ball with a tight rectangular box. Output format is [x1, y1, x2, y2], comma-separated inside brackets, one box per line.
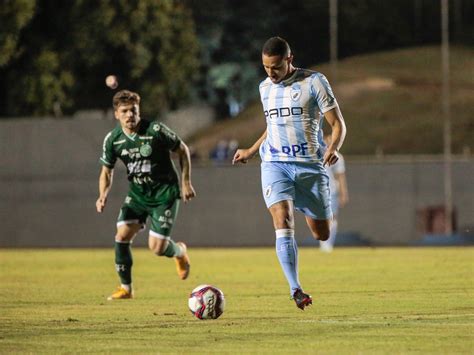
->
[188, 284, 225, 320]
[105, 75, 118, 89]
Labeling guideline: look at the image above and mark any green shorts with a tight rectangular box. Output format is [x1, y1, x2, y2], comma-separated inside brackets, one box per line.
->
[117, 183, 180, 238]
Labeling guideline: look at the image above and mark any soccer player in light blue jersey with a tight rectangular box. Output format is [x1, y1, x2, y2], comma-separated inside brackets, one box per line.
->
[233, 37, 346, 310]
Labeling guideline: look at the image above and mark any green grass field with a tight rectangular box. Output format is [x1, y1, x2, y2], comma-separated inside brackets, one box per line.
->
[1, 247, 473, 353]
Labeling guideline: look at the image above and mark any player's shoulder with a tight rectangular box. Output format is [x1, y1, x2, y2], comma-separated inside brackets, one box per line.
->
[103, 125, 123, 144]
[139, 119, 166, 135]
[146, 120, 180, 140]
[259, 77, 272, 90]
[138, 119, 153, 132]
[281, 68, 318, 86]
[144, 120, 168, 134]
[308, 69, 330, 84]
[298, 68, 318, 78]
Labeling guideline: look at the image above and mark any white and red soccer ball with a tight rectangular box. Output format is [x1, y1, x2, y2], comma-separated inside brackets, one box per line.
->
[105, 75, 118, 89]
[188, 285, 225, 320]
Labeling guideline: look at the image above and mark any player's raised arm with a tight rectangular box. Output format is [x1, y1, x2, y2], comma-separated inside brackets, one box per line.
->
[322, 107, 346, 167]
[96, 166, 113, 213]
[174, 142, 196, 203]
[232, 130, 267, 165]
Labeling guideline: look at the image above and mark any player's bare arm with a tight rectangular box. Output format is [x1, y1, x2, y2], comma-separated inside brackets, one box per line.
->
[232, 130, 267, 164]
[174, 142, 196, 203]
[96, 166, 113, 213]
[322, 107, 346, 167]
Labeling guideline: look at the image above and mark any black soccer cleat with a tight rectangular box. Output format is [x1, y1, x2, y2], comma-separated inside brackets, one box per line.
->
[292, 289, 313, 310]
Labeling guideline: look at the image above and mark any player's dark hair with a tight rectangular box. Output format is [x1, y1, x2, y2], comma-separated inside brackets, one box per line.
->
[113, 90, 140, 109]
[262, 37, 291, 57]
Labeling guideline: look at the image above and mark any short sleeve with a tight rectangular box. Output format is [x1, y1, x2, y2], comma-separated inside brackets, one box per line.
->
[310, 73, 338, 113]
[151, 122, 181, 151]
[99, 131, 116, 168]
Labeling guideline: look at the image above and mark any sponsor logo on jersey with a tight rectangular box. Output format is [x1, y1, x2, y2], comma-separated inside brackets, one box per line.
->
[282, 142, 309, 156]
[139, 144, 152, 157]
[121, 149, 129, 156]
[153, 124, 161, 132]
[264, 107, 303, 119]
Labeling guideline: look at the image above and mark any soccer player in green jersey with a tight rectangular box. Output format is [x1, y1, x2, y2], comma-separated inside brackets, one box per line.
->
[96, 90, 196, 300]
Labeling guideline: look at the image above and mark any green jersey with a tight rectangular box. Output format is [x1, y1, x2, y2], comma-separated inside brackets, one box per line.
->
[100, 120, 181, 193]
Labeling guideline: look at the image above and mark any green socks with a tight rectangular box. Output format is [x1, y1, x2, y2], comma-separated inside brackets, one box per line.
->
[115, 241, 133, 285]
[162, 240, 182, 258]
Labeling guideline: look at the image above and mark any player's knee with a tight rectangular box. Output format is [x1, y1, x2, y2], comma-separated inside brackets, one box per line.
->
[115, 233, 133, 243]
[309, 225, 330, 241]
[313, 231, 330, 241]
[271, 212, 294, 229]
[307, 218, 331, 241]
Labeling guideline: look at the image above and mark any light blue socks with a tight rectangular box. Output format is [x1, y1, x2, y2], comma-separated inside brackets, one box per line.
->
[275, 229, 300, 294]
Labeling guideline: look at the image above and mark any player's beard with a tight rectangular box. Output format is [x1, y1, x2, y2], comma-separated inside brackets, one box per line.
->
[125, 117, 140, 129]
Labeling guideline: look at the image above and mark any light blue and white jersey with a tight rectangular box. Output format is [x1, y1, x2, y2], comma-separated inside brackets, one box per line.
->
[259, 69, 338, 162]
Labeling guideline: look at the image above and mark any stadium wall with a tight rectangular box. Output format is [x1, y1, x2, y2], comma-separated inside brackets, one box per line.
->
[1, 119, 473, 247]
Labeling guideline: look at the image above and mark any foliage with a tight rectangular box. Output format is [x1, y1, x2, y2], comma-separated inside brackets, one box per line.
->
[0, 0, 199, 117]
[0, 0, 36, 67]
[0, 0, 472, 117]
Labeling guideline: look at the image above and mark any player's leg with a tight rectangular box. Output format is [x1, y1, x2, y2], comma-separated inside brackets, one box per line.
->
[148, 198, 190, 280]
[305, 217, 331, 241]
[269, 200, 301, 295]
[108, 222, 142, 300]
[320, 192, 339, 252]
[294, 162, 332, 242]
[270, 205, 312, 310]
[108, 195, 147, 300]
[262, 162, 310, 309]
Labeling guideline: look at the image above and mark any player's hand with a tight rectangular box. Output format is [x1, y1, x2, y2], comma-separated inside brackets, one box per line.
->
[96, 196, 107, 213]
[181, 181, 196, 203]
[232, 149, 253, 165]
[323, 148, 339, 167]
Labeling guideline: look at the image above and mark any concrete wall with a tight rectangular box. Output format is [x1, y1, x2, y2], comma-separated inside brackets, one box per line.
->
[1, 119, 473, 247]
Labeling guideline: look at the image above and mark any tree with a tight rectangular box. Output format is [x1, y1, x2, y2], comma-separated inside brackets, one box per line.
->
[0, 0, 199, 117]
[0, 0, 36, 67]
